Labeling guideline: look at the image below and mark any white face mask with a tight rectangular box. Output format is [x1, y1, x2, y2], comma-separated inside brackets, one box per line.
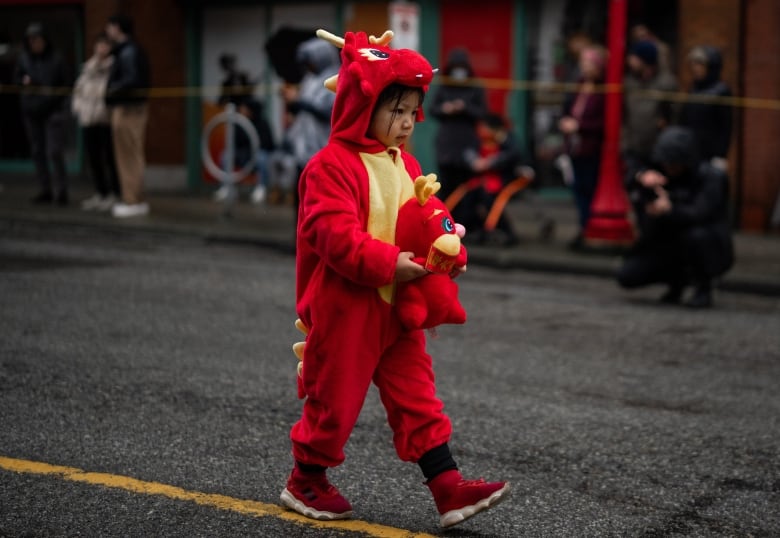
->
[450, 67, 468, 81]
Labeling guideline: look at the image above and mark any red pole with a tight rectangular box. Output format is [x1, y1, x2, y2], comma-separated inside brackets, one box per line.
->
[583, 0, 635, 244]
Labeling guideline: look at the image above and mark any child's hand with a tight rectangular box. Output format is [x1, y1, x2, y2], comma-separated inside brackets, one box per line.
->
[471, 157, 490, 173]
[395, 251, 428, 282]
[450, 264, 467, 279]
[558, 116, 579, 134]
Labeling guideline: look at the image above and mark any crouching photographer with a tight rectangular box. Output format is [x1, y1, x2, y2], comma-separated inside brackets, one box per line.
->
[617, 126, 734, 308]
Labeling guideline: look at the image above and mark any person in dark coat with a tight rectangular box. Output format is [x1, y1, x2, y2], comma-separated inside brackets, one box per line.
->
[218, 97, 276, 205]
[617, 126, 734, 308]
[679, 46, 732, 171]
[428, 48, 488, 201]
[217, 53, 252, 107]
[14, 22, 70, 205]
[622, 40, 678, 172]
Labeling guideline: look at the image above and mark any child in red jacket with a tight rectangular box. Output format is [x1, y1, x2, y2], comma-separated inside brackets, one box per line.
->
[279, 29, 510, 529]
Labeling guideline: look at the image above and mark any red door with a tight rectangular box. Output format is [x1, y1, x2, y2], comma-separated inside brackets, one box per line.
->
[439, 0, 513, 115]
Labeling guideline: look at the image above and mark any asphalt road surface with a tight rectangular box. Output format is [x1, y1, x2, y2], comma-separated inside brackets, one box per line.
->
[1, 221, 779, 537]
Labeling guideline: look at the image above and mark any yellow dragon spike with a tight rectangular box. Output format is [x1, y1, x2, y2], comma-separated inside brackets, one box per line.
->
[369, 30, 394, 46]
[294, 318, 309, 335]
[292, 318, 309, 376]
[414, 174, 441, 205]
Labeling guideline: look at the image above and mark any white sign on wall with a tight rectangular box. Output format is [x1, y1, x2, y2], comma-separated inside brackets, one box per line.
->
[389, 2, 420, 51]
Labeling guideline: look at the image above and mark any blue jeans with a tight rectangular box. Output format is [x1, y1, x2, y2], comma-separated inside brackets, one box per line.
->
[571, 155, 600, 230]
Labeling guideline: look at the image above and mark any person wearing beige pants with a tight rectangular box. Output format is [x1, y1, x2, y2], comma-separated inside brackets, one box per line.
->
[105, 14, 150, 218]
[111, 104, 148, 206]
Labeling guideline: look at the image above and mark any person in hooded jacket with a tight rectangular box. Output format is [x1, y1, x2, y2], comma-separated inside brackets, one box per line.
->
[679, 46, 732, 172]
[14, 22, 71, 205]
[617, 126, 734, 308]
[270, 37, 339, 214]
[428, 48, 488, 201]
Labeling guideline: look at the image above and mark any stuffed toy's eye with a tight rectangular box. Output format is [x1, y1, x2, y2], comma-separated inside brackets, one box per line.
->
[441, 217, 454, 233]
[360, 48, 390, 61]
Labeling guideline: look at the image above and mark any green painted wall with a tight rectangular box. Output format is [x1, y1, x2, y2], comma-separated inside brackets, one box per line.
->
[414, 0, 440, 174]
[509, 0, 529, 156]
[185, 6, 203, 190]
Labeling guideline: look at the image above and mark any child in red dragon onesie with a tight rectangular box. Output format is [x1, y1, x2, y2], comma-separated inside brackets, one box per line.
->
[280, 29, 510, 529]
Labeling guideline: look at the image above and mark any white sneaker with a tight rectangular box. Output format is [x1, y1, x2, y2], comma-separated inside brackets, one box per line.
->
[96, 194, 118, 212]
[213, 185, 230, 201]
[250, 185, 267, 204]
[112, 202, 150, 218]
[81, 194, 103, 211]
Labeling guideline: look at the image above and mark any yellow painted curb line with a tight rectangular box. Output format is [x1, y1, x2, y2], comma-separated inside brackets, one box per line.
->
[0, 455, 437, 538]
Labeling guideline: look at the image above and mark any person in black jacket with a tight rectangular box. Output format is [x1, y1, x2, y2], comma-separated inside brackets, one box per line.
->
[105, 13, 151, 218]
[214, 98, 276, 205]
[617, 126, 734, 308]
[679, 46, 732, 172]
[14, 22, 70, 205]
[217, 53, 253, 107]
[428, 48, 488, 201]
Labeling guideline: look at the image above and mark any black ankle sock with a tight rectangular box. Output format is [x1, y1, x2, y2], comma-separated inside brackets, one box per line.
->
[296, 461, 327, 474]
[418, 443, 458, 481]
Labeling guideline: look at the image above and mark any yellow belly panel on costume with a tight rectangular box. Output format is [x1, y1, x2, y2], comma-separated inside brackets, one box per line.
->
[361, 147, 414, 304]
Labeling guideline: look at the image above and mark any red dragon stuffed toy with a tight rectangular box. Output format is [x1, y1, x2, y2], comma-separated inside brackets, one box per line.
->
[395, 174, 467, 330]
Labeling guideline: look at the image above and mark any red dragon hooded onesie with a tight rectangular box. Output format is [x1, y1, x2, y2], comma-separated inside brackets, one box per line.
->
[289, 29, 456, 468]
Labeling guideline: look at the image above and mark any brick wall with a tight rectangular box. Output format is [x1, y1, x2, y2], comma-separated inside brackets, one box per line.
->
[676, 0, 740, 93]
[740, 0, 780, 230]
[83, 0, 187, 164]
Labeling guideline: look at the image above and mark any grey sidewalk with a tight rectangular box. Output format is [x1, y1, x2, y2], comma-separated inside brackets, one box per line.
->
[2, 176, 779, 296]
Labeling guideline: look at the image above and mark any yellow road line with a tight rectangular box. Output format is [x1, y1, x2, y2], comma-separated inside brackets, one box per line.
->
[0, 455, 437, 538]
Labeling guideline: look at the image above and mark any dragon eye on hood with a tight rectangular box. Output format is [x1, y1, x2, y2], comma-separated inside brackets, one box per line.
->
[360, 48, 390, 61]
[441, 216, 454, 233]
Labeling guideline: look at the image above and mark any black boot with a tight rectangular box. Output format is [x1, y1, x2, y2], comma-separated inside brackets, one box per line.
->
[685, 282, 713, 308]
[659, 284, 684, 305]
[31, 191, 53, 204]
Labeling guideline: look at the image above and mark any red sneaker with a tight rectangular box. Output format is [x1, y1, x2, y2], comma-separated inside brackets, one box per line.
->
[427, 469, 510, 528]
[280, 467, 353, 521]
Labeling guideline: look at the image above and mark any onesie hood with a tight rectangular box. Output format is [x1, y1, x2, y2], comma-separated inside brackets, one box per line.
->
[317, 29, 436, 153]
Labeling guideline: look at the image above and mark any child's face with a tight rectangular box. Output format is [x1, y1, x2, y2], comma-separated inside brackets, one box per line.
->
[368, 92, 420, 148]
[476, 123, 497, 142]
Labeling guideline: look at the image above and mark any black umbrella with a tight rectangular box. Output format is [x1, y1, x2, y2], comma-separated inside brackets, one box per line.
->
[264, 26, 318, 83]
